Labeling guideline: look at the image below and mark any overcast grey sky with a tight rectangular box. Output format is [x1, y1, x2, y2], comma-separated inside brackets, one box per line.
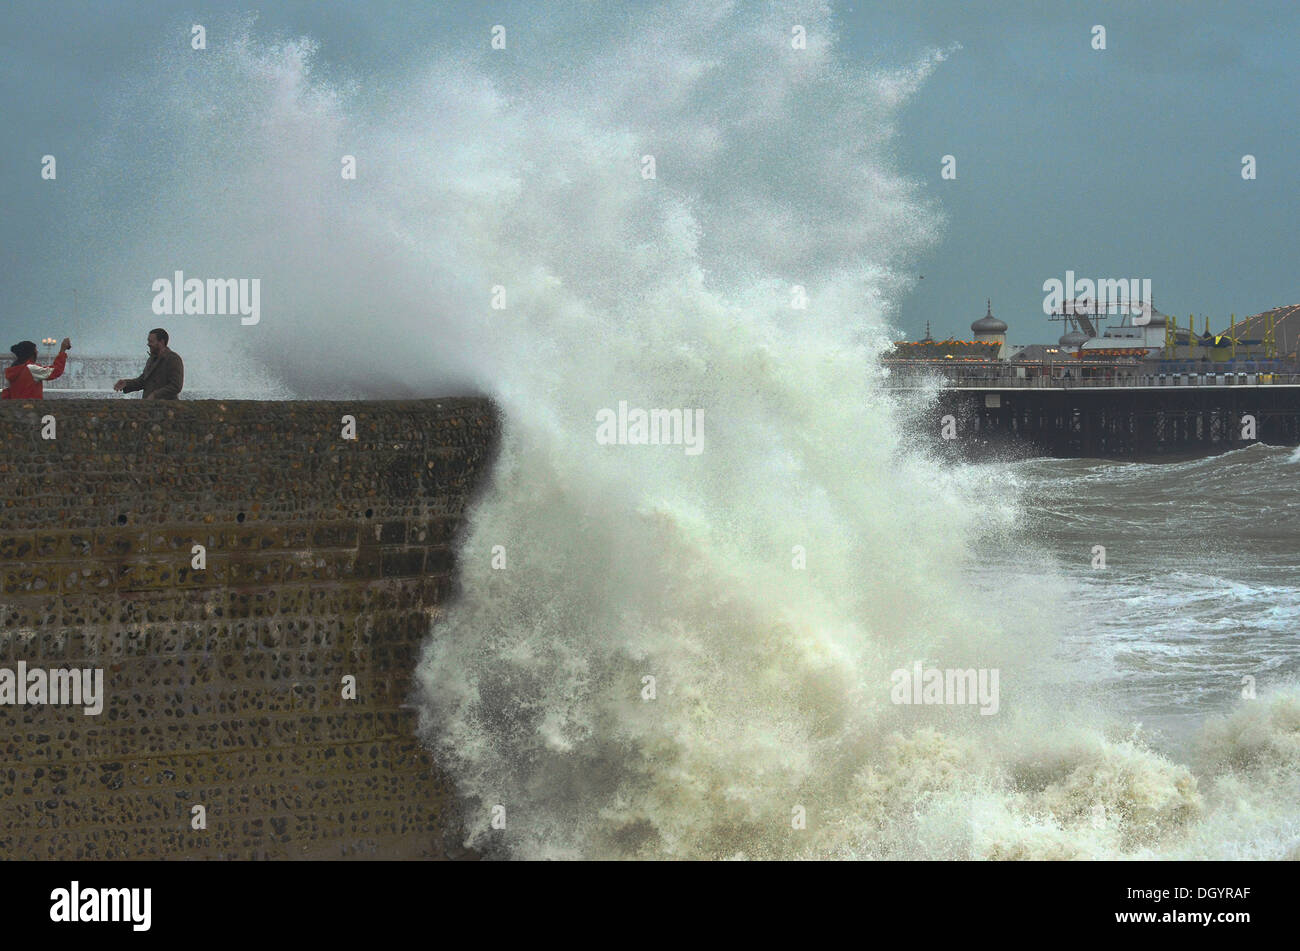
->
[2, 0, 1297, 353]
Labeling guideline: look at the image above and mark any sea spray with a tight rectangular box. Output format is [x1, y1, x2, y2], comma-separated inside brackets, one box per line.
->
[394, 1, 1060, 858]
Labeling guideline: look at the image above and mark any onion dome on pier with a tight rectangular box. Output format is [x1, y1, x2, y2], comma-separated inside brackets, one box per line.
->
[971, 300, 1008, 359]
[972, 300, 1008, 335]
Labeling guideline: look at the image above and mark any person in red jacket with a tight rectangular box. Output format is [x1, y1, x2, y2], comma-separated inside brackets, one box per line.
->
[2, 338, 71, 399]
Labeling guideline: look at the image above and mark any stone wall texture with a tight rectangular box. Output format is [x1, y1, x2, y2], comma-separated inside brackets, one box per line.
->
[0, 398, 498, 859]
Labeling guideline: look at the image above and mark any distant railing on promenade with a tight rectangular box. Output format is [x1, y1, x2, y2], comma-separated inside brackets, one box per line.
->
[0, 355, 141, 395]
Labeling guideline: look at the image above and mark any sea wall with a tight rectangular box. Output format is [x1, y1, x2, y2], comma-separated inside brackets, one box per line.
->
[0, 398, 497, 859]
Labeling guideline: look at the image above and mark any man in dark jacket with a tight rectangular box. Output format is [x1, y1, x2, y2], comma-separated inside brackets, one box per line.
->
[114, 328, 184, 399]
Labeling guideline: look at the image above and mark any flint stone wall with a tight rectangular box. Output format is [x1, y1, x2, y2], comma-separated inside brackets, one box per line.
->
[0, 398, 497, 859]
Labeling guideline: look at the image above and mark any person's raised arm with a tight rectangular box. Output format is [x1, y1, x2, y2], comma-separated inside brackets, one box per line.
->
[28, 343, 69, 383]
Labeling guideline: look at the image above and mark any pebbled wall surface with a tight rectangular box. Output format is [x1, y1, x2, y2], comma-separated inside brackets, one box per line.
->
[0, 398, 497, 859]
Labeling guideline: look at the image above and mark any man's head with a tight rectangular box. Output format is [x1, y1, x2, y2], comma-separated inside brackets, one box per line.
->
[147, 328, 169, 356]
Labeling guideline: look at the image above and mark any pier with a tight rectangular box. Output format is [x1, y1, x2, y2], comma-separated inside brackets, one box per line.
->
[915, 375, 1300, 458]
[888, 300, 1300, 458]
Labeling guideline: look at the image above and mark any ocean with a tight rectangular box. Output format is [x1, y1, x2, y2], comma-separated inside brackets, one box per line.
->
[1011, 446, 1300, 741]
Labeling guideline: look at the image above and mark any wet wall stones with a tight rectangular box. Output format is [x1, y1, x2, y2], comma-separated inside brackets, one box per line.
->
[0, 398, 498, 859]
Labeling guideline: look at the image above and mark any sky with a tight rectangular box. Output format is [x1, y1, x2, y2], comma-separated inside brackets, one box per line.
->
[2, 0, 1297, 353]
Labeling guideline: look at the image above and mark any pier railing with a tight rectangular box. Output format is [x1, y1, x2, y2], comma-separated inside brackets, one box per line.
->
[964, 372, 1300, 390]
[885, 369, 1300, 390]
